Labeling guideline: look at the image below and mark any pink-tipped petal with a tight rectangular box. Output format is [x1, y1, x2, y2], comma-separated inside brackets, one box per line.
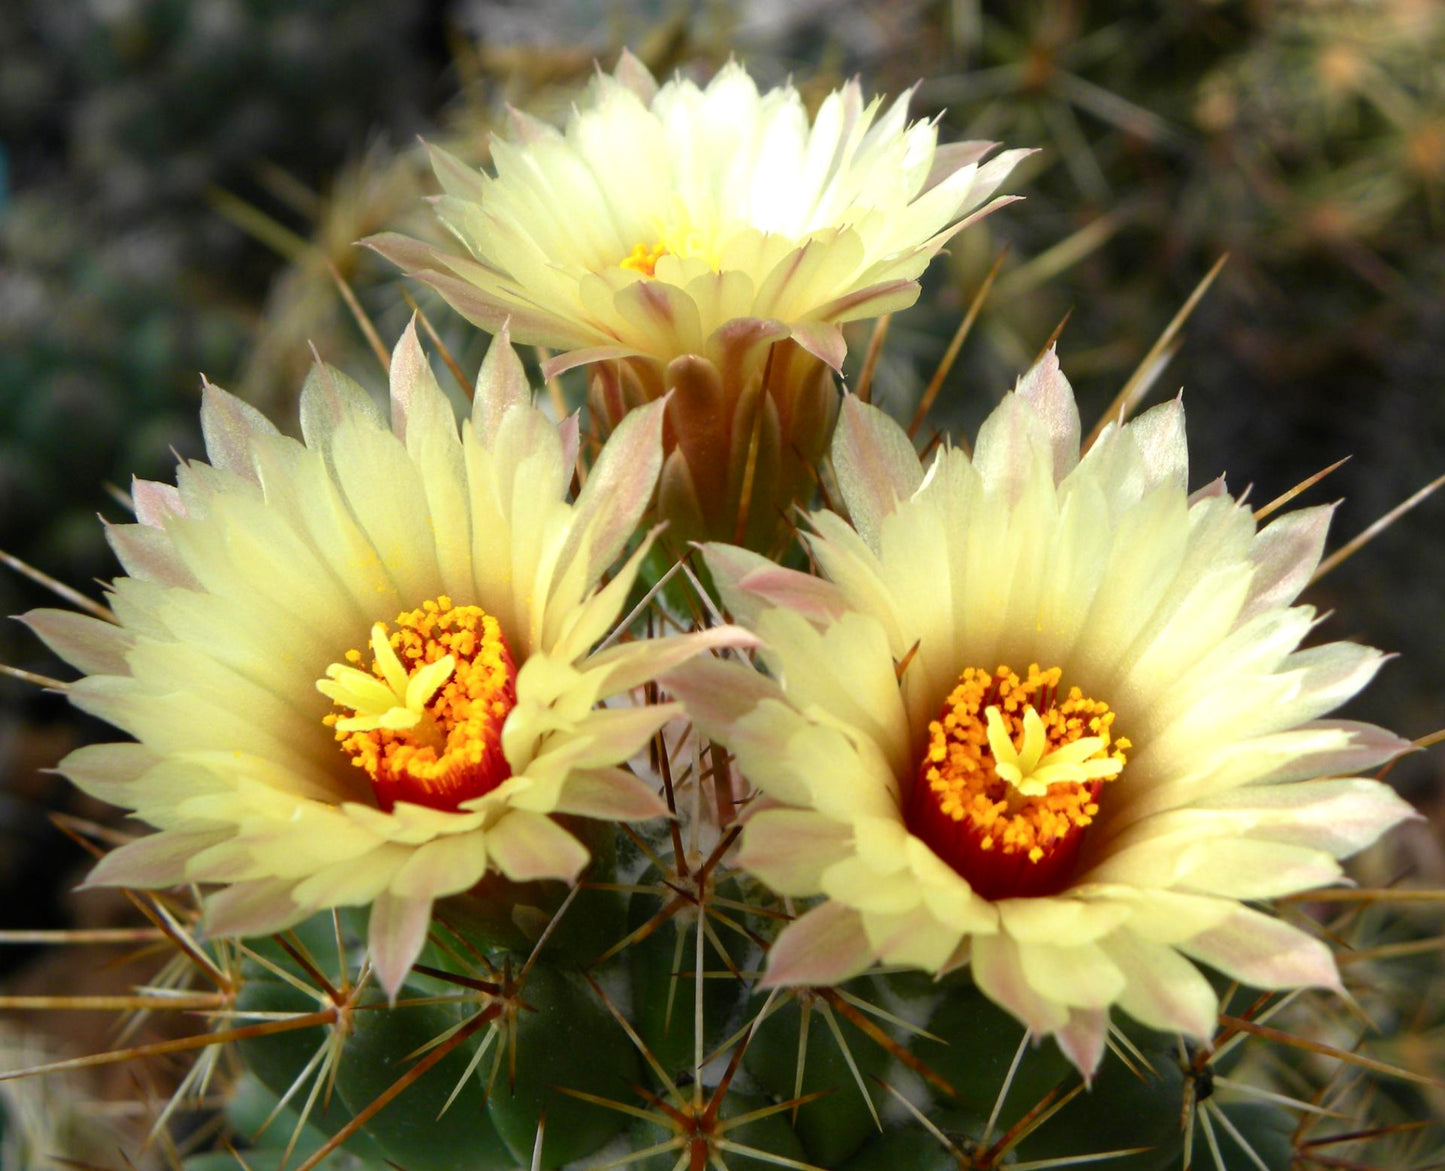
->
[559, 411, 581, 472]
[1241, 504, 1336, 621]
[589, 625, 759, 698]
[967, 148, 1037, 203]
[1180, 907, 1343, 993]
[541, 344, 638, 380]
[132, 478, 186, 526]
[412, 269, 575, 348]
[661, 656, 784, 734]
[1056, 1007, 1109, 1080]
[487, 810, 590, 883]
[762, 901, 876, 987]
[84, 829, 234, 889]
[55, 742, 156, 799]
[1013, 346, 1081, 483]
[970, 933, 1071, 1039]
[706, 316, 791, 380]
[388, 315, 441, 445]
[973, 390, 1051, 505]
[813, 279, 919, 326]
[474, 323, 530, 445]
[1128, 397, 1189, 492]
[551, 766, 669, 821]
[199, 381, 278, 481]
[832, 394, 924, 547]
[104, 521, 200, 589]
[790, 320, 848, 372]
[700, 542, 845, 629]
[299, 360, 385, 449]
[369, 891, 433, 1001]
[1255, 719, 1414, 785]
[570, 396, 667, 579]
[21, 608, 132, 676]
[423, 140, 491, 203]
[392, 833, 493, 901]
[1105, 933, 1220, 1040]
[1205, 777, 1421, 856]
[1190, 475, 1230, 503]
[739, 564, 849, 627]
[505, 105, 555, 145]
[361, 230, 450, 274]
[611, 48, 659, 103]
[923, 140, 999, 191]
[204, 878, 306, 938]
[738, 810, 853, 896]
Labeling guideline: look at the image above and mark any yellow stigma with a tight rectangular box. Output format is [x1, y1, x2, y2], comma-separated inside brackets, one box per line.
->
[317, 596, 517, 813]
[620, 241, 669, 277]
[616, 206, 724, 278]
[907, 664, 1130, 899]
[983, 703, 1124, 798]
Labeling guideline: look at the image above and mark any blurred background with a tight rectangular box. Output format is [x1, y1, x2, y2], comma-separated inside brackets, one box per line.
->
[1, 0, 1443, 1160]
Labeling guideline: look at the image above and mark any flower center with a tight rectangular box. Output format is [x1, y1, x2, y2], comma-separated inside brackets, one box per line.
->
[905, 664, 1129, 900]
[617, 207, 724, 277]
[619, 241, 669, 277]
[317, 596, 517, 813]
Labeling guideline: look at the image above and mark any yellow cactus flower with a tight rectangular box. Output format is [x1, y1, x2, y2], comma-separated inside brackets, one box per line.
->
[23, 321, 744, 996]
[368, 52, 1029, 549]
[665, 350, 1418, 1075]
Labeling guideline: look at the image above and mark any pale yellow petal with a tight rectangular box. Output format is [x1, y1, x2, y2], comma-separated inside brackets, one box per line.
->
[486, 811, 590, 883]
[762, 902, 876, 988]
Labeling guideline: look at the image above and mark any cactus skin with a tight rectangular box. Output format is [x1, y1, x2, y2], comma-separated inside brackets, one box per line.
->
[201, 845, 1311, 1171]
[625, 868, 750, 1079]
[229, 917, 641, 1170]
[741, 988, 889, 1167]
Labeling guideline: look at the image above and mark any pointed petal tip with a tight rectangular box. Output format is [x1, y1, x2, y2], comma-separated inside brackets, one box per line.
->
[356, 230, 405, 259]
[790, 320, 848, 372]
[474, 320, 531, 439]
[1054, 1008, 1109, 1081]
[368, 892, 434, 1002]
[612, 47, 658, 99]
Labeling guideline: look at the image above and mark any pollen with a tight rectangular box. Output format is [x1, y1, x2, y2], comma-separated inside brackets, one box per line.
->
[620, 241, 668, 277]
[617, 211, 724, 277]
[905, 664, 1129, 900]
[317, 596, 517, 813]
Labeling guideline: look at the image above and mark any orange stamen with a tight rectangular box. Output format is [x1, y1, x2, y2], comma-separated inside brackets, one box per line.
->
[906, 664, 1129, 900]
[320, 597, 517, 813]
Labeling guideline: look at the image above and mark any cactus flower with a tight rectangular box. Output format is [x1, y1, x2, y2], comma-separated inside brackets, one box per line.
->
[665, 350, 1419, 1075]
[368, 52, 1029, 549]
[24, 321, 743, 996]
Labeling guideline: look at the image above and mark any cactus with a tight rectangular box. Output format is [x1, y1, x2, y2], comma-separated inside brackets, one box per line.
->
[2, 27, 1443, 1171]
[4, 327, 1442, 1171]
[19, 815, 1429, 1171]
